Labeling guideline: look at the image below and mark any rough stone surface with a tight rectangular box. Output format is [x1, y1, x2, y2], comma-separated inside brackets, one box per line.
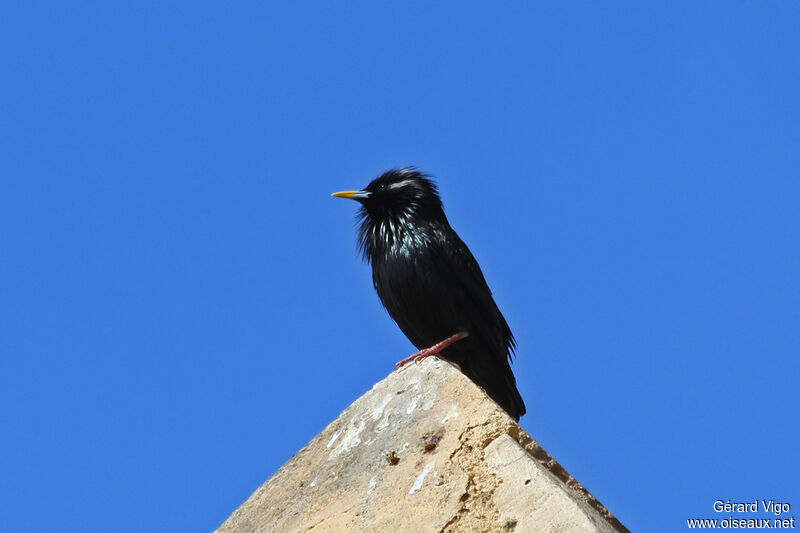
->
[216, 358, 628, 533]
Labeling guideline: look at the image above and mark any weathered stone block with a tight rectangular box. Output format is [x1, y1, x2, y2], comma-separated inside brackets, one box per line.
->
[216, 358, 627, 533]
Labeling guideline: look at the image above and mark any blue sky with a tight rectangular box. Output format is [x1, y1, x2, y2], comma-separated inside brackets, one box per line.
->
[2, 3, 798, 532]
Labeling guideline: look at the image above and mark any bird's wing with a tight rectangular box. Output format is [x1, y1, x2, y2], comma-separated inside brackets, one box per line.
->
[428, 229, 516, 359]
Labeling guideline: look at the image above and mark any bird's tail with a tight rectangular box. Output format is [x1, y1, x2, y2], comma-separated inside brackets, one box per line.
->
[447, 341, 526, 421]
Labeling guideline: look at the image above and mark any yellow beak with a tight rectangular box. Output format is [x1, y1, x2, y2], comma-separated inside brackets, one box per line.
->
[331, 190, 370, 200]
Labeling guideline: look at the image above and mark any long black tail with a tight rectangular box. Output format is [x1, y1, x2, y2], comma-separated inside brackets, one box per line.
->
[463, 359, 526, 421]
[443, 339, 526, 421]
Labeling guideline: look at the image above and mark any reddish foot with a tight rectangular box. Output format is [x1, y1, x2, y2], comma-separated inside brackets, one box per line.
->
[394, 331, 469, 369]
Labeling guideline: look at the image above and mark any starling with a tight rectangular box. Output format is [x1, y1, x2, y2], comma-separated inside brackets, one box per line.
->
[332, 168, 526, 420]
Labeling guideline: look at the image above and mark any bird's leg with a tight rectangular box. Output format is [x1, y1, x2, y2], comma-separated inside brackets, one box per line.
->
[394, 331, 469, 369]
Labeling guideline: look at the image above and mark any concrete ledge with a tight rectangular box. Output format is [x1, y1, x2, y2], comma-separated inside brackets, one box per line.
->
[216, 358, 628, 533]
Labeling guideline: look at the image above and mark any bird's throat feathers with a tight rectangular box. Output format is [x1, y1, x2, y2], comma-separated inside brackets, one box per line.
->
[352, 168, 449, 263]
[357, 203, 453, 263]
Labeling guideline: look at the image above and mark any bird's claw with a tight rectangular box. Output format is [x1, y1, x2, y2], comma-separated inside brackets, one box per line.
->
[394, 331, 469, 369]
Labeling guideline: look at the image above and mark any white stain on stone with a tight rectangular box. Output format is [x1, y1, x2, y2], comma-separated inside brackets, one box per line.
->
[326, 431, 341, 448]
[366, 475, 377, 495]
[409, 460, 436, 494]
[406, 394, 421, 415]
[375, 414, 390, 432]
[440, 404, 460, 424]
[371, 394, 393, 420]
[420, 389, 437, 411]
[405, 377, 420, 389]
[327, 419, 366, 459]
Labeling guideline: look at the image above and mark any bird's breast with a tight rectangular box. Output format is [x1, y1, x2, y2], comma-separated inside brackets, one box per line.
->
[370, 237, 472, 349]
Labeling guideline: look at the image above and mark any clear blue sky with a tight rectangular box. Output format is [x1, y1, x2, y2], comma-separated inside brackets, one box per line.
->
[2, 3, 798, 532]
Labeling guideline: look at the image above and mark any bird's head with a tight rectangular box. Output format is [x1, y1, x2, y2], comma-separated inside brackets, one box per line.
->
[332, 168, 447, 260]
[331, 167, 443, 221]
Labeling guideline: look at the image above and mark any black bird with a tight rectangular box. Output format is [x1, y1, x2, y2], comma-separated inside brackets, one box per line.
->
[332, 168, 526, 420]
